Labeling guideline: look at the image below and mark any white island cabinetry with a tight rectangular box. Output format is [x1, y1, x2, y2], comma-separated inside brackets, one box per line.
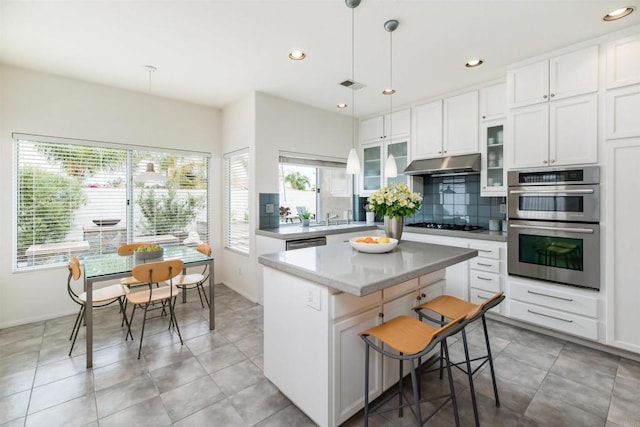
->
[260, 241, 477, 427]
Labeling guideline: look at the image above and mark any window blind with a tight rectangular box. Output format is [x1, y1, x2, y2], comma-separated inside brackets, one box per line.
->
[14, 136, 210, 270]
[224, 149, 250, 254]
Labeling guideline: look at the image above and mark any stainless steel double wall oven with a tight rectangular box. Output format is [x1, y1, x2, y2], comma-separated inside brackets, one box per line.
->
[507, 166, 600, 290]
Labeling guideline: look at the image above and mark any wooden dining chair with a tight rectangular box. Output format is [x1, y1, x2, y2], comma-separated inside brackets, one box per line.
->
[165, 243, 211, 308]
[125, 259, 184, 359]
[117, 243, 151, 287]
[66, 257, 132, 356]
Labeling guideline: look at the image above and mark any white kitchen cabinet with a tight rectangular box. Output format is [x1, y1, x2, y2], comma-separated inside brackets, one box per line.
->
[510, 93, 597, 168]
[605, 138, 640, 353]
[606, 84, 640, 140]
[480, 118, 506, 196]
[606, 33, 640, 89]
[507, 276, 599, 340]
[468, 241, 506, 315]
[332, 306, 383, 425]
[507, 45, 599, 108]
[360, 139, 409, 195]
[360, 109, 410, 144]
[412, 91, 479, 160]
[444, 90, 479, 156]
[480, 82, 507, 121]
[361, 142, 383, 194]
[411, 100, 443, 159]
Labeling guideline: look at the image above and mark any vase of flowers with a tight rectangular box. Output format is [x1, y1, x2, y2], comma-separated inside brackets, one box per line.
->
[367, 183, 422, 240]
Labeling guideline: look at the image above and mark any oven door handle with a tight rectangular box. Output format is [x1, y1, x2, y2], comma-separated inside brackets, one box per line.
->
[509, 224, 595, 234]
[509, 189, 594, 195]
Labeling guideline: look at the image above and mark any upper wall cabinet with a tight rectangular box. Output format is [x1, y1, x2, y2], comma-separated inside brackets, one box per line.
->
[606, 34, 640, 89]
[507, 45, 599, 108]
[360, 109, 410, 144]
[412, 90, 478, 159]
[480, 82, 507, 121]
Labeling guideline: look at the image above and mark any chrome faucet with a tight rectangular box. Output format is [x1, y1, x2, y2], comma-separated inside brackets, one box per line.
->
[326, 213, 340, 226]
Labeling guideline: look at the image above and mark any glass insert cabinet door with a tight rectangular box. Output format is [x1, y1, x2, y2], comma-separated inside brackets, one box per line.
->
[480, 119, 506, 196]
[386, 140, 408, 187]
[362, 144, 382, 192]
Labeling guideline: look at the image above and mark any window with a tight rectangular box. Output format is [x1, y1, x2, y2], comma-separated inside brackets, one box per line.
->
[278, 153, 352, 224]
[223, 149, 249, 254]
[14, 134, 209, 270]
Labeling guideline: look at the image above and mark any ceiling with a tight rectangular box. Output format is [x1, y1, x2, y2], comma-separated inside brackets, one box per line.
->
[1, 1, 639, 118]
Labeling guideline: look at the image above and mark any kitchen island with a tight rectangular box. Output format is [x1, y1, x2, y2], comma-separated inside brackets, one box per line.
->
[259, 240, 477, 427]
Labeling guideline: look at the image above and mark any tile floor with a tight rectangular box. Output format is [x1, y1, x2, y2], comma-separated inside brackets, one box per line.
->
[1, 283, 639, 426]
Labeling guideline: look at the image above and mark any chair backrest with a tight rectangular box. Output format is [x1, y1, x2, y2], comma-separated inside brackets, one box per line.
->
[67, 257, 82, 303]
[132, 259, 184, 284]
[478, 291, 505, 314]
[118, 243, 147, 256]
[197, 243, 211, 257]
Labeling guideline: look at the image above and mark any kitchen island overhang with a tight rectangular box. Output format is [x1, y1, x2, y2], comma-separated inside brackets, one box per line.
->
[258, 240, 478, 297]
[259, 240, 478, 427]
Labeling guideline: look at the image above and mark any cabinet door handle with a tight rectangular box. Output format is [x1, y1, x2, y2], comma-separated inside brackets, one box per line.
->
[378, 312, 384, 318]
[416, 295, 421, 301]
[527, 309, 573, 323]
[482, 115, 486, 119]
[543, 160, 548, 164]
[550, 93, 555, 98]
[438, 151, 442, 154]
[476, 275, 493, 281]
[476, 262, 493, 267]
[543, 94, 548, 99]
[477, 249, 492, 253]
[550, 159, 556, 164]
[444, 150, 448, 154]
[477, 295, 489, 300]
[527, 290, 573, 301]
[421, 293, 426, 298]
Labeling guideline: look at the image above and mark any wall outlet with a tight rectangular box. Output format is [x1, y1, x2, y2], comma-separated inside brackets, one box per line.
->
[306, 288, 321, 311]
[265, 203, 274, 214]
[499, 204, 507, 214]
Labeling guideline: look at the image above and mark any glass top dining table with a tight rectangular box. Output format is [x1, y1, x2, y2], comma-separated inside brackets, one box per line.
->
[82, 245, 214, 368]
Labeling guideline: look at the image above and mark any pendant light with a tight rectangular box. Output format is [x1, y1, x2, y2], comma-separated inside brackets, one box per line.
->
[345, 0, 361, 175]
[134, 65, 165, 185]
[383, 19, 398, 179]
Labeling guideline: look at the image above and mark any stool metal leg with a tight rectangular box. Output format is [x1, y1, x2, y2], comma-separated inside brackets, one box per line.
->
[439, 314, 445, 379]
[462, 329, 480, 427]
[443, 340, 460, 427]
[408, 358, 422, 426]
[482, 315, 500, 407]
[398, 353, 404, 418]
[364, 343, 370, 427]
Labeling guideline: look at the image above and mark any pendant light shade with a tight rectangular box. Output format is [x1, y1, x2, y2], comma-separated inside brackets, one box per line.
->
[345, 0, 361, 175]
[385, 154, 398, 178]
[134, 162, 165, 184]
[346, 148, 361, 174]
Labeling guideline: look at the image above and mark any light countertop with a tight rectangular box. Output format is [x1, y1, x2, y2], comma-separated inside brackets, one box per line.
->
[258, 240, 477, 296]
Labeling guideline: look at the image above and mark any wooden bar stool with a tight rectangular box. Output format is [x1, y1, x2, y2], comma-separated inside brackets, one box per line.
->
[359, 313, 469, 426]
[414, 291, 505, 427]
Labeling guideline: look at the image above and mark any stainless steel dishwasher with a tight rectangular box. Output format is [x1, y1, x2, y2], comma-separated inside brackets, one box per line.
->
[285, 236, 327, 250]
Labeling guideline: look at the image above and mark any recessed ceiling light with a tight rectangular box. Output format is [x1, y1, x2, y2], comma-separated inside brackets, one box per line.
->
[382, 88, 395, 95]
[288, 50, 306, 60]
[465, 59, 484, 68]
[603, 6, 635, 20]
[337, 103, 348, 108]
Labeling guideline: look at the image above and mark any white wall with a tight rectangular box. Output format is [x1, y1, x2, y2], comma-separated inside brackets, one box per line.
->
[0, 65, 221, 328]
[219, 93, 256, 301]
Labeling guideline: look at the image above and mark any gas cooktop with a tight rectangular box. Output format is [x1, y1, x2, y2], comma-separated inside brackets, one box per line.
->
[406, 222, 484, 232]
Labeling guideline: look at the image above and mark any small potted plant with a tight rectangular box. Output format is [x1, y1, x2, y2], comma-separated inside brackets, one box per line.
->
[300, 211, 312, 226]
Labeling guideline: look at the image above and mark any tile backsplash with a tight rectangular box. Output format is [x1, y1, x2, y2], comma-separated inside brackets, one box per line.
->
[408, 174, 505, 229]
[258, 193, 280, 229]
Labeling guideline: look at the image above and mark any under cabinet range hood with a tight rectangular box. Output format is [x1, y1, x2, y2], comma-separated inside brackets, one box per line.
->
[404, 153, 481, 176]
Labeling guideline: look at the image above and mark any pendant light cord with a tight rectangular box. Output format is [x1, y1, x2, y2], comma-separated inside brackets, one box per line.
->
[389, 28, 393, 145]
[351, 6, 356, 150]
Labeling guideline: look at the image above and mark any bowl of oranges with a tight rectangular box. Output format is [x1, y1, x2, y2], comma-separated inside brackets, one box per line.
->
[349, 236, 398, 253]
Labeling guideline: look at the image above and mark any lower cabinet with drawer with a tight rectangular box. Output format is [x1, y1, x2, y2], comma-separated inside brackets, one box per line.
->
[507, 277, 600, 340]
[468, 241, 507, 314]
